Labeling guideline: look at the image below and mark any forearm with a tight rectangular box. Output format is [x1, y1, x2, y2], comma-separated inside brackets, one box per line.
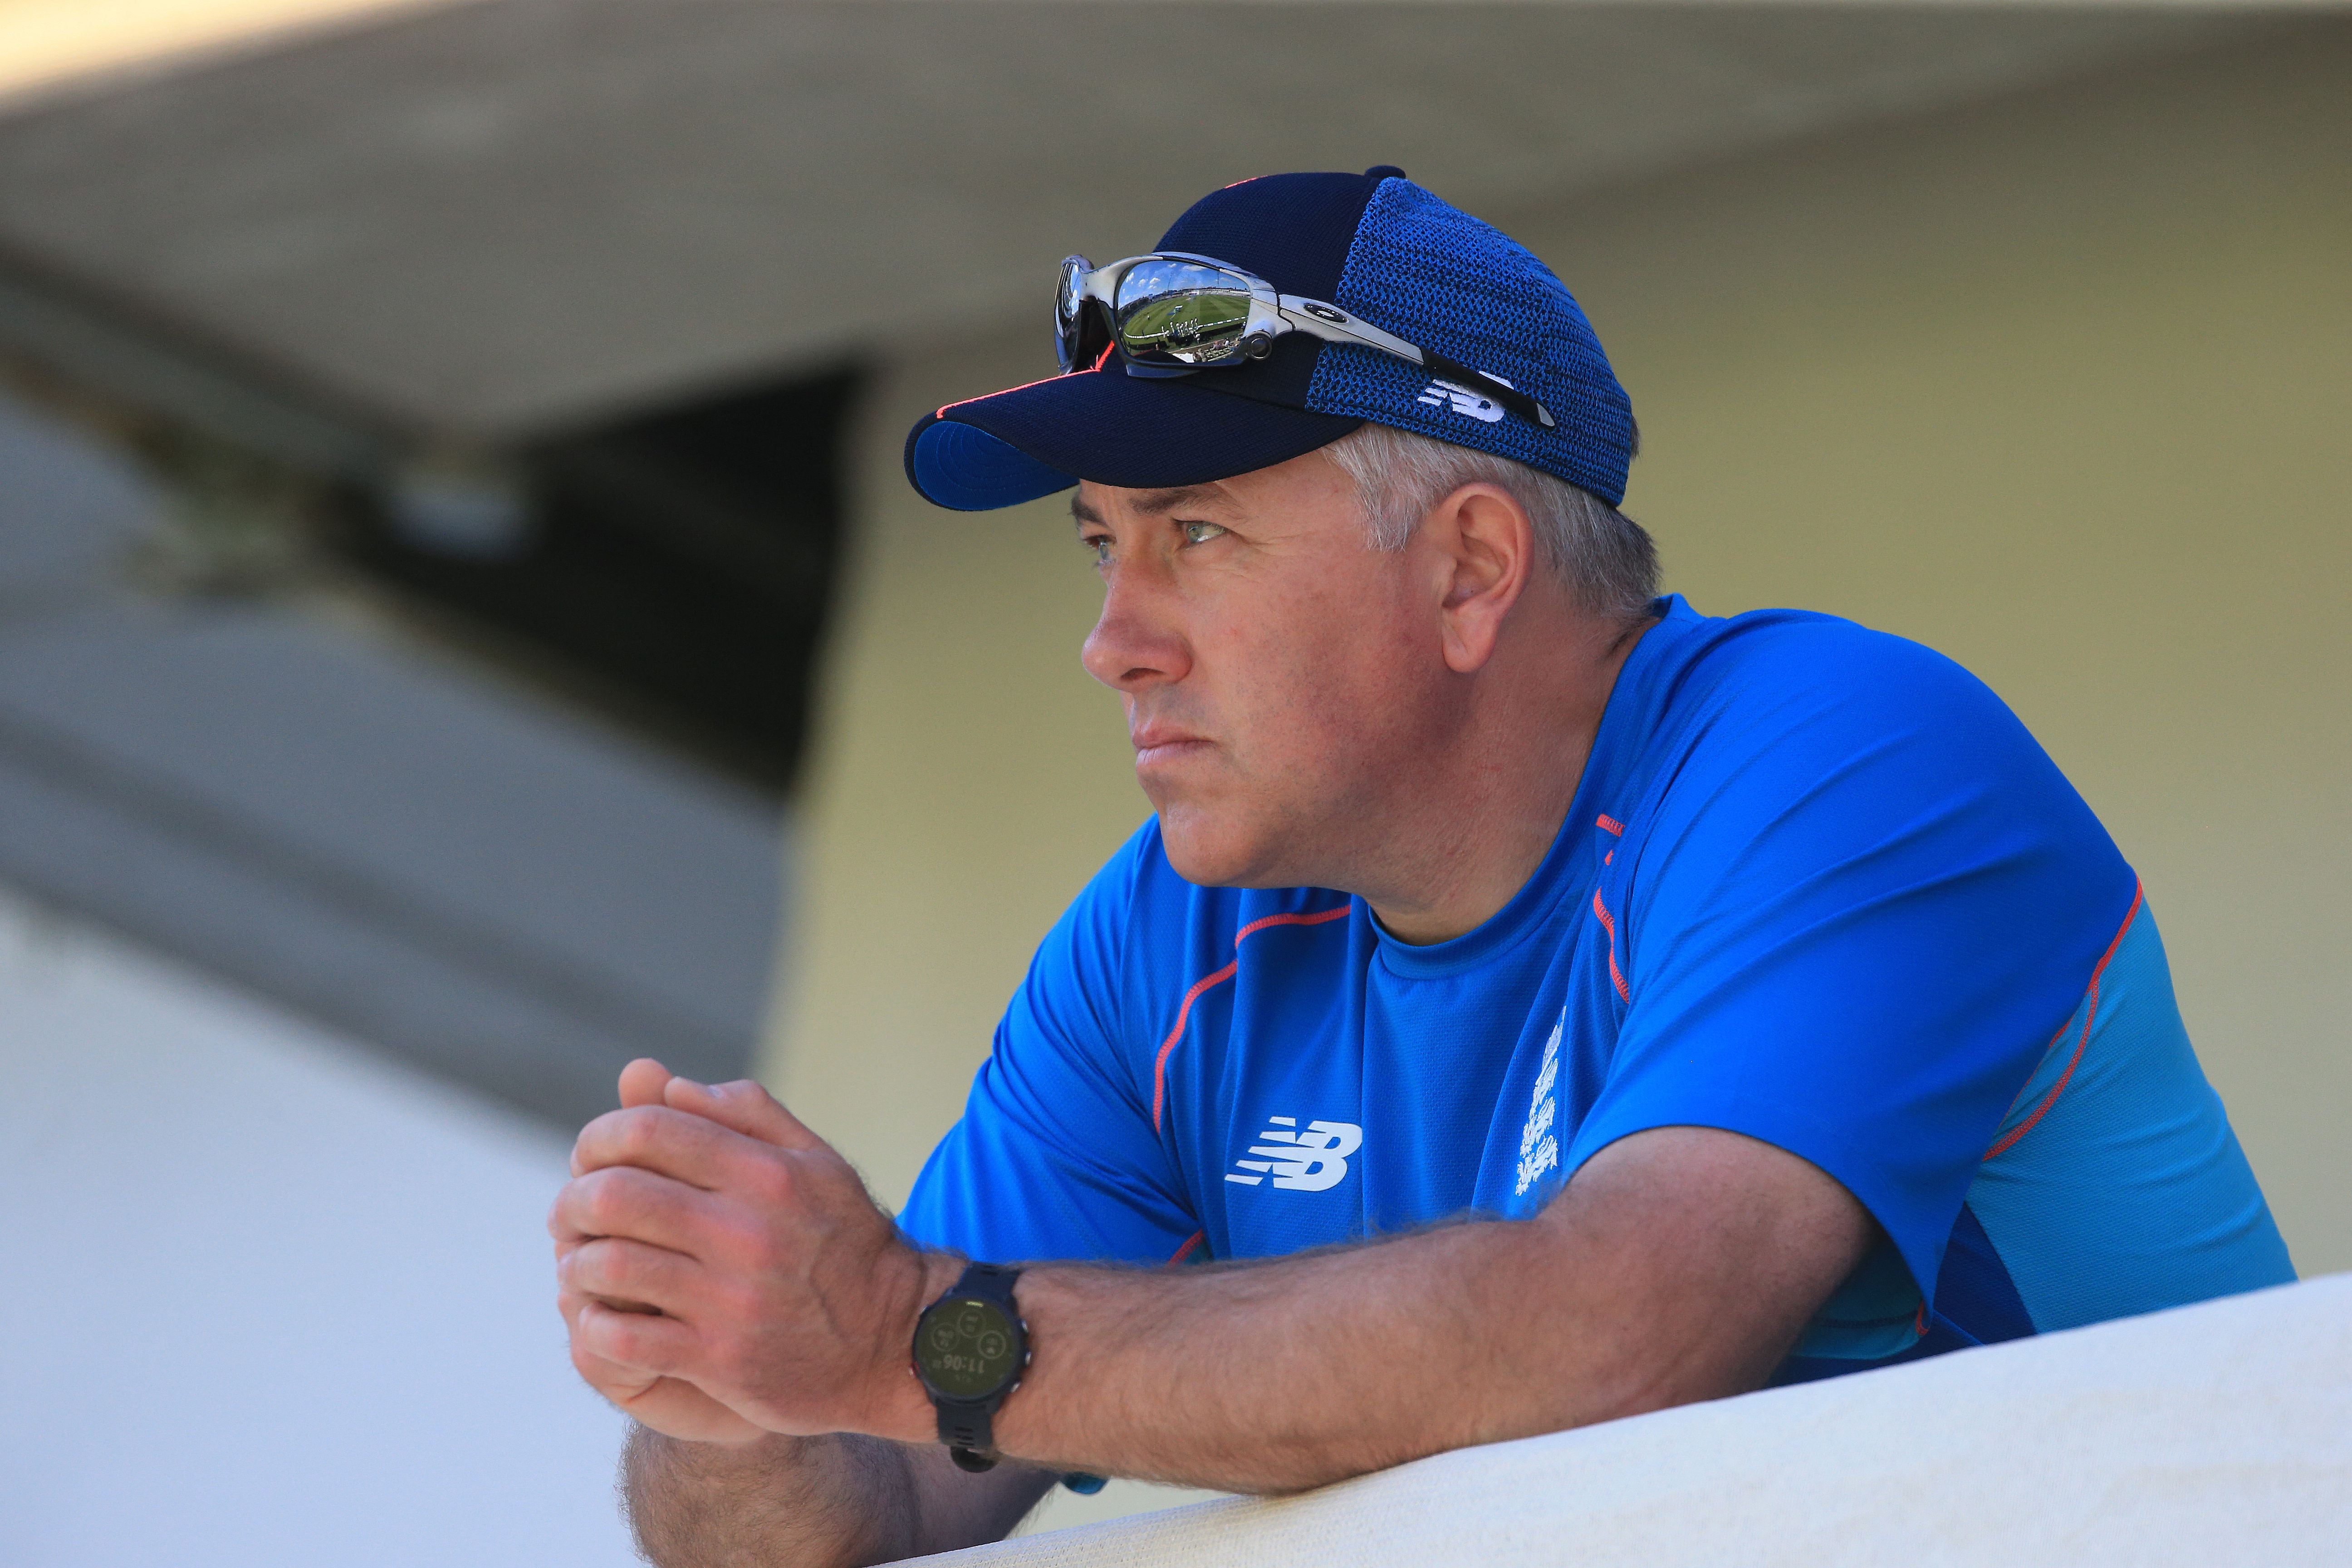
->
[968, 1131, 1862, 1494]
[622, 1424, 1054, 1568]
[991, 1219, 1613, 1493]
[623, 1427, 916, 1568]
[564, 1083, 1865, 1510]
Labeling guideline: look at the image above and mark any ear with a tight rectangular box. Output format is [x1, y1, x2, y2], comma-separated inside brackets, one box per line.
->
[1426, 484, 1536, 674]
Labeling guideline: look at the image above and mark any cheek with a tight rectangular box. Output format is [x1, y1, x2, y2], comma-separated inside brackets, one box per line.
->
[1224, 578, 1430, 768]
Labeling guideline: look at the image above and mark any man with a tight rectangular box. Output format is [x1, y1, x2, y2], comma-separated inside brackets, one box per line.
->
[552, 168, 2294, 1566]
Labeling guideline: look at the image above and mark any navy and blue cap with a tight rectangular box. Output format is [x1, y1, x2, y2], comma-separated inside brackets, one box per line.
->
[904, 167, 1637, 511]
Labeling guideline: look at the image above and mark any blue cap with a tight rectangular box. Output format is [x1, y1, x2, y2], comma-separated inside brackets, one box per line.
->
[904, 168, 1636, 510]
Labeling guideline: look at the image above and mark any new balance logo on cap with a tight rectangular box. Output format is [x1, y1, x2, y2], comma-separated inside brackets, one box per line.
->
[1416, 375, 1512, 423]
[1226, 1116, 1363, 1191]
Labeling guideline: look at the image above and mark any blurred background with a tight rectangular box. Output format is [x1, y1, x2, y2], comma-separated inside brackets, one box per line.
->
[0, 1, 2343, 1563]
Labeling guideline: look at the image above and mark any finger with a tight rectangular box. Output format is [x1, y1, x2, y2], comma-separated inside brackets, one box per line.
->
[567, 1334, 768, 1446]
[572, 1104, 765, 1189]
[560, 1277, 673, 1329]
[662, 1076, 823, 1152]
[573, 1060, 676, 1176]
[572, 1307, 773, 1445]
[557, 1286, 593, 1330]
[559, 1285, 662, 1335]
[571, 1329, 661, 1401]
[561, 1236, 705, 1319]
[619, 1058, 674, 1109]
[549, 1165, 721, 1253]
[577, 1296, 703, 1378]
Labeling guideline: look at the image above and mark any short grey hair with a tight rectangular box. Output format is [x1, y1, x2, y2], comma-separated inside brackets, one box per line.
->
[1322, 422, 1659, 621]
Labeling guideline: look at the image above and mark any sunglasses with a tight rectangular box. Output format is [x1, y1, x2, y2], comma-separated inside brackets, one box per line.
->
[1054, 252, 1554, 431]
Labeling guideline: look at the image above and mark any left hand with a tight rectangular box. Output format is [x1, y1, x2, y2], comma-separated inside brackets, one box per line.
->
[549, 1061, 943, 1442]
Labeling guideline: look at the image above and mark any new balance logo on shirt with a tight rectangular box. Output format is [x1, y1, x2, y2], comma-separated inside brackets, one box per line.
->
[1226, 1116, 1363, 1191]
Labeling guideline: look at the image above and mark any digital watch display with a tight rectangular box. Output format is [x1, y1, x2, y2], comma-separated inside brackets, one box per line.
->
[918, 1296, 1020, 1399]
[911, 1262, 1029, 1471]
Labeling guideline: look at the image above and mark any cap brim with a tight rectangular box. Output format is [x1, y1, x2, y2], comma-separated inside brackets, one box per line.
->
[905, 365, 1362, 512]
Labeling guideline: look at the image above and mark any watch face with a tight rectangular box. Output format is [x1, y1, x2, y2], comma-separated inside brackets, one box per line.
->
[916, 1296, 1020, 1400]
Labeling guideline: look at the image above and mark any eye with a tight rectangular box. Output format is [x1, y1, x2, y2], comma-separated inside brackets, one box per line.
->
[1081, 534, 1112, 566]
[1181, 520, 1228, 547]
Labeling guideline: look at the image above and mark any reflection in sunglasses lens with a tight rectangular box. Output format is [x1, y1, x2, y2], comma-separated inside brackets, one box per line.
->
[1119, 291, 1250, 363]
[1115, 261, 1254, 365]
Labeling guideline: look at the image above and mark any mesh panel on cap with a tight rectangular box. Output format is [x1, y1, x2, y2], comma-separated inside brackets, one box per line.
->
[1303, 179, 1634, 505]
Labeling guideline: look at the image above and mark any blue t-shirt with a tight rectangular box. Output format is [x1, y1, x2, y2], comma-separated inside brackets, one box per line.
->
[902, 598, 2293, 1376]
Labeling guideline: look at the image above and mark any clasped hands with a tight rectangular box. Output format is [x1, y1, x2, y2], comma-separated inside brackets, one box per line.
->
[550, 1058, 951, 1446]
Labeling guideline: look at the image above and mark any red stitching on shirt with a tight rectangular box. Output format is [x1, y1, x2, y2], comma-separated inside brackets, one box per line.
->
[1596, 813, 1625, 837]
[1150, 960, 1235, 1132]
[1151, 904, 1351, 1134]
[1167, 1229, 1206, 1265]
[1231, 907, 1352, 945]
[1984, 882, 2146, 1161]
[1591, 888, 1630, 1002]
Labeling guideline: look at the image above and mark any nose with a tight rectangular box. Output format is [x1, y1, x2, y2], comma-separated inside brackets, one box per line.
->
[1081, 560, 1191, 693]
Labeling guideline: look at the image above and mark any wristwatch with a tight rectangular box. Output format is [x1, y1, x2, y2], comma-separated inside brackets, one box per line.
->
[911, 1261, 1029, 1472]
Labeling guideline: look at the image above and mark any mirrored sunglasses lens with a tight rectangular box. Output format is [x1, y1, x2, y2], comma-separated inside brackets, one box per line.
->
[1114, 260, 1255, 365]
[1057, 257, 1092, 328]
[1053, 255, 1093, 371]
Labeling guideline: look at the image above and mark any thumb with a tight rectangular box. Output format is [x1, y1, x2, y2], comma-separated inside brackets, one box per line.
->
[663, 1075, 824, 1151]
[617, 1058, 673, 1109]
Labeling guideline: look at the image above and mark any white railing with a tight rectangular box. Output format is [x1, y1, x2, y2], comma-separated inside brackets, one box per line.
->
[916, 1272, 2352, 1567]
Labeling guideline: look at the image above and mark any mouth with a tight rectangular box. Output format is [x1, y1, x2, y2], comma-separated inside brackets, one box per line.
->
[1130, 725, 1213, 772]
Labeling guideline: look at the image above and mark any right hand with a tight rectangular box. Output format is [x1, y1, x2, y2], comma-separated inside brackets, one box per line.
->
[554, 1058, 767, 1444]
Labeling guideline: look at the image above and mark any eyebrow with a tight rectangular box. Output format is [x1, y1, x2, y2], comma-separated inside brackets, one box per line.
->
[1070, 485, 1224, 529]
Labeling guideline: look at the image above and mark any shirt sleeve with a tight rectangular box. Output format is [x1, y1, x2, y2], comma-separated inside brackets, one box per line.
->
[897, 824, 1203, 1266]
[1564, 617, 2140, 1303]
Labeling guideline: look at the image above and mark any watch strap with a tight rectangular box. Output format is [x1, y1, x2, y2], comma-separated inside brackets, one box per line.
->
[940, 1406, 998, 1470]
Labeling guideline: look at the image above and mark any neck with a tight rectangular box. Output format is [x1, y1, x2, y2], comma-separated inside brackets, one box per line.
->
[1359, 610, 1651, 946]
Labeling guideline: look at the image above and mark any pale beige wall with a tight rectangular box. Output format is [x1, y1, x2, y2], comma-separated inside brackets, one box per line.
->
[1502, 22, 2352, 1274]
[763, 323, 1146, 1214]
[766, 19, 2352, 1293]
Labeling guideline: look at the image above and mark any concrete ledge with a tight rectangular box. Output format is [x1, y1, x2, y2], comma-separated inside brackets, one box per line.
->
[921, 1273, 2352, 1567]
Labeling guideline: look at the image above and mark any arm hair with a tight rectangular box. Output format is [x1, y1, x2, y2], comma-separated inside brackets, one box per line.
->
[622, 1425, 1054, 1568]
